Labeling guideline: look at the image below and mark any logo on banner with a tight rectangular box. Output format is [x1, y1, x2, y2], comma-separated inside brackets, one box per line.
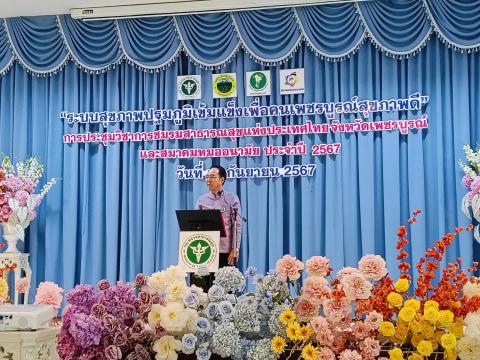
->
[246, 71, 271, 96]
[280, 68, 305, 95]
[212, 73, 237, 98]
[181, 234, 218, 267]
[178, 75, 201, 100]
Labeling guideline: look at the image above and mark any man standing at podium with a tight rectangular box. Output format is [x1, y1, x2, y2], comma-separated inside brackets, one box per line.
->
[196, 165, 243, 268]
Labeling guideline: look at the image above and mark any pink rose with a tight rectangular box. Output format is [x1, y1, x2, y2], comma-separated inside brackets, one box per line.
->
[339, 349, 362, 360]
[105, 345, 122, 360]
[352, 321, 370, 339]
[275, 254, 304, 281]
[15, 277, 30, 294]
[331, 336, 346, 354]
[323, 297, 351, 323]
[310, 315, 329, 333]
[293, 297, 319, 321]
[315, 328, 334, 346]
[340, 272, 372, 300]
[34, 281, 64, 312]
[97, 279, 110, 291]
[359, 337, 381, 359]
[462, 175, 473, 189]
[336, 267, 362, 279]
[365, 310, 383, 330]
[317, 347, 336, 360]
[471, 176, 480, 192]
[305, 256, 331, 277]
[14, 190, 29, 206]
[358, 255, 387, 281]
[303, 276, 331, 301]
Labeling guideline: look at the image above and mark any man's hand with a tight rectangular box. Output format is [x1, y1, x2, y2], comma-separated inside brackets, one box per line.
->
[228, 249, 238, 265]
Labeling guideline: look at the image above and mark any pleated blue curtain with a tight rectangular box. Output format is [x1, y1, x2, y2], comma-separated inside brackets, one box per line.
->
[1, 0, 480, 299]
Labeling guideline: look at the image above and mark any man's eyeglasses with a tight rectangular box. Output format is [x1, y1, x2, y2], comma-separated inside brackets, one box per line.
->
[205, 175, 220, 180]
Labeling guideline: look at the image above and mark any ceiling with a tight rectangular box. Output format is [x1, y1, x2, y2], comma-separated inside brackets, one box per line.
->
[1, 1, 180, 17]
[1, 0, 353, 18]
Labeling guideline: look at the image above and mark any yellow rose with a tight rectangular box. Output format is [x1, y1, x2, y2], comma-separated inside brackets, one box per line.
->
[411, 334, 424, 347]
[445, 349, 457, 360]
[421, 324, 434, 339]
[449, 320, 464, 337]
[409, 319, 422, 334]
[441, 333, 457, 350]
[271, 336, 286, 354]
[424, 300, 439, 310]
[387, 292, 404, 308]
[407, 353, 423, 360]
[423, 307, 439, 323]
[388, 347, 404, 360]
[392, 332, 407, 345]
[0, 278, 8, 299]
[404, 298, 421, 312]
[394, 278, 410, 293]
[379, 321, 396, 337]
[438, 310, 454, 327]
[430, 339, 439, 351]
[398, 306, 416, 322]
[417, 339, 433, 357]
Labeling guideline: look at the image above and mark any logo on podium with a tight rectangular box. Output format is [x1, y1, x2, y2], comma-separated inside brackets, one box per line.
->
[179, 232, 219, 272]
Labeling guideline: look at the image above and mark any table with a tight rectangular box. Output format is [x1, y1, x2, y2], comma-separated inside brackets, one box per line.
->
[0, 253, 32, 305]
[0, 327, 60, 360]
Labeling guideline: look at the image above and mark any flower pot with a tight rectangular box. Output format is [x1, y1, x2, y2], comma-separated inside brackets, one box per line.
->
[2, 224, 21, 253]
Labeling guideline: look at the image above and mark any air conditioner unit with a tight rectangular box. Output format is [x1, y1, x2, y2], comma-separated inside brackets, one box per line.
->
[71, 0, 355, 20]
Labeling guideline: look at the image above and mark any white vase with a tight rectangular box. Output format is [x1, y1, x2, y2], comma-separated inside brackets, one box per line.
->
[2, 224, 21, 253]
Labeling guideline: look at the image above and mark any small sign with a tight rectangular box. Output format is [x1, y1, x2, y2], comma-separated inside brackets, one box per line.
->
[280, 68, 305, 95]
[246, 70, 271, 96]
[177, 75, 201, 100]
[212, 73, 237, 98]
[178, 231, 219, 272]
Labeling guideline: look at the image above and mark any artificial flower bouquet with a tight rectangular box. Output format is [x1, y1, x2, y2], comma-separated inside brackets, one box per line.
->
[0, 154, 56, 244]
[268, 211, 479, 360]
[459, 144, 480, 240]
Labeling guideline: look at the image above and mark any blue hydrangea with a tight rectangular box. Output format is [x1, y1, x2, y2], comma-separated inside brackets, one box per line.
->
[213, 266, 245, 293]
[211, 322, 241, 358]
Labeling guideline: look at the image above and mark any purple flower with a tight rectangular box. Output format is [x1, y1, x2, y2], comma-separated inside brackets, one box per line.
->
[463, 175, 474, 189]
[99, 282, 136, 318]
[91, 303, 107, 318]
[66, 284, 98, 312]
[113, 331, 128, 347]
[68, 313, 104, 348]
[471, 176, 480, 192]
[154, 323, 166, 337]
[135, 273, 147, 288]
[135, 344, 150, 360]
[138, 291, 151, 304]
[14, 190, 29, 206]
[57, 330, 79, 359]
[130, 320, 145, 341]
[105, 345, 122, 360]
[102, 314, 119, 333]
[151, 294, 162, 304]
[98, 279, 111, 291]
[123, 304, 136, 319]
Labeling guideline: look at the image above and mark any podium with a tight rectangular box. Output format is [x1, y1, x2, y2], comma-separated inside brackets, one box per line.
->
[176, 210, 226, 273]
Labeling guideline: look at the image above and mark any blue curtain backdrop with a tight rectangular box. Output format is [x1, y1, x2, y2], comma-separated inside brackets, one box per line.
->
[0, 0, 480, 298]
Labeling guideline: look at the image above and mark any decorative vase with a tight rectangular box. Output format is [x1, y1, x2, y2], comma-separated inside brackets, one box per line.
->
[2, 224, 21, 253]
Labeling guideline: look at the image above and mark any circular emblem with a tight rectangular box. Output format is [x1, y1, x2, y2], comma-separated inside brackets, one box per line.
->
[181, 234, 218, 269]
[220, 206, 226, 213]
[179, 77, 200, 99]
[249, 72, 267, 91]
[213, 74, 236, 97]
[284, 72, 298, 87]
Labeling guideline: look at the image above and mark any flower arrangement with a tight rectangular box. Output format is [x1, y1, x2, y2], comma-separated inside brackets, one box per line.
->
[59, 211, 479, 360]
[0, 154, 56, 249]
[459, 144, 480, 241]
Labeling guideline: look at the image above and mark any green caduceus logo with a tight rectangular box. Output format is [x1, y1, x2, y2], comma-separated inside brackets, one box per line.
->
[187, 240, 212, 264]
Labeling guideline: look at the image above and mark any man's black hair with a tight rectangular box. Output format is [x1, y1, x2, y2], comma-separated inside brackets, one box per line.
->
[210, 165, 227, 185]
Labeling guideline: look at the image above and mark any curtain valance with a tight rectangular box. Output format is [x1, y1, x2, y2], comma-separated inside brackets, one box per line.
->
[1, 0, 479, 76]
